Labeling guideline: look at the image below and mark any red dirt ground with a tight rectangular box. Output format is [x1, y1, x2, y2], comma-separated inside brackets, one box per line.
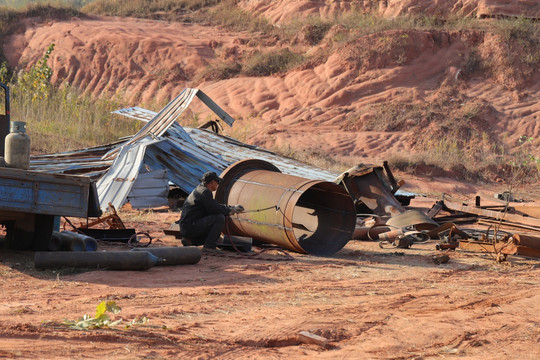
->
[0, 1, 539, 358]
[0, 179, 539, 359]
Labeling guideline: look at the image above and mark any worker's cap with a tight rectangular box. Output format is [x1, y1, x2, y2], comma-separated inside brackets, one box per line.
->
[201, 171, 222, 184]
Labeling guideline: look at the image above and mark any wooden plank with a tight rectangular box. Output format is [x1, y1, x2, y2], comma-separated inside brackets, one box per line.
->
[444, 200, 540, 228]
[477, 218, 540, 233]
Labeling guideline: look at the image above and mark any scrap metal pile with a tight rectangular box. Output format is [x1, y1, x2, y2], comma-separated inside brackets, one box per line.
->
[342, 164, 540, 262]
[25, 88, 540, 262]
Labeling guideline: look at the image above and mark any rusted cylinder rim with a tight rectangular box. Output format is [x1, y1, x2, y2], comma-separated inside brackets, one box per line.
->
[216, 159, 356, 256]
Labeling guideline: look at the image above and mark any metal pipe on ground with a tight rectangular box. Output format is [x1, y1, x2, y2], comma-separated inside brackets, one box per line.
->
[49, 231, 86, 251]
[62, 231, 98, 251]
[215, 159, 356, 256]
[49, 231, 98, 251]
[131, 246, 201, 265]
[34, 251, 162, 270]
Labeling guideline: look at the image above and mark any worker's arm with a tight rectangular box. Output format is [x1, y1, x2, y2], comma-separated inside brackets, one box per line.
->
[199, 188, 231, 215]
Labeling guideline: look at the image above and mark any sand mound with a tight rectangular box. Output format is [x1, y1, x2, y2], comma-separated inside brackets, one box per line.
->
[238, 0, 540, 23]
[3, 16, 243, 105]
[2, 3, 539, 166]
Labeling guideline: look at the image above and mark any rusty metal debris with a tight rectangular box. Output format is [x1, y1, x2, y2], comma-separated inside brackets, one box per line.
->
[354, 209, 442, 244]
[432, 254, 450, 265]
[64, 204, 139, 243]
[335, 163, 409, 216]
[424, 196, 540, 261]
[458, 233, 540, 261]
[442, 199, 540, 228]
[353, 187, 540, 262]
[215, 159, 356, 256]
[78, 204, 126, 230]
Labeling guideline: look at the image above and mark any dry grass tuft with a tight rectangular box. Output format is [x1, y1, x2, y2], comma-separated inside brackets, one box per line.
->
[243, 49, 304, 77]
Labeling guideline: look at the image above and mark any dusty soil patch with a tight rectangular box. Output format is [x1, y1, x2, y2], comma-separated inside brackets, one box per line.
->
[1, 193, 539, 359]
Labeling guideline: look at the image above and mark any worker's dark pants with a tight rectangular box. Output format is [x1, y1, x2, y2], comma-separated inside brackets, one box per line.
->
[181, 214, 226, 249]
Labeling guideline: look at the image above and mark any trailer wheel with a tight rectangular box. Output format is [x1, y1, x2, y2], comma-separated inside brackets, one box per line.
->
[33, 214, 54, 251]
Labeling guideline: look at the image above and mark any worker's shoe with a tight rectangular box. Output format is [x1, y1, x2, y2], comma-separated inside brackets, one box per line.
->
[181, 237, 193, 247]
[202, 247, 225, 255]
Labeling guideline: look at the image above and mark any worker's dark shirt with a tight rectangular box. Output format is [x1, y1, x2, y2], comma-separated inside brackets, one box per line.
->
[178, 183, 230, 231]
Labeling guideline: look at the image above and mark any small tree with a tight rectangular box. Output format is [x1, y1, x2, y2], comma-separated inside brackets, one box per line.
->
[17, 43, 55, 102]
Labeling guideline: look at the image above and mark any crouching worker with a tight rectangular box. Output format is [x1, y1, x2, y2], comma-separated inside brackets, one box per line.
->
[177, 171, 244, 254]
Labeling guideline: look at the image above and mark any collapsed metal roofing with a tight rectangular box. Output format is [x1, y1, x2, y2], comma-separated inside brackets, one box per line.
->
[30, 87, 404, 213]
[110, 103, 340, 181]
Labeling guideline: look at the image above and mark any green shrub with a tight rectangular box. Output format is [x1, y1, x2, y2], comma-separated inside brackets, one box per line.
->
[17, 43, 54, 102]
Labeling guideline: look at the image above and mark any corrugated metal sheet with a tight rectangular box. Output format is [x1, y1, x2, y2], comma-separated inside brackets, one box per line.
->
[96, 135, 226, 212]
[105, 88, 237, 161]
[143, 138, 223, 193]
[112, 106, 155, 122]
[97, 137, 161, 212]
[127, 169, 169, 209]
[103, 90, 197, 161]
[30, 142, 118, 178]
[127, 89, 196, 142]
[112, 90, 236, 127]
[195, 90, 235, 126]
[109, 105, 341, 181]
[111, 105, 415, 196]
[165, 128, 229, 169]
[186, 128, 341, 181]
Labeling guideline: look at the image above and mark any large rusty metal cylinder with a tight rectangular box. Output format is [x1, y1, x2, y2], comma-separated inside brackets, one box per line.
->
[215, 159, 356, 256]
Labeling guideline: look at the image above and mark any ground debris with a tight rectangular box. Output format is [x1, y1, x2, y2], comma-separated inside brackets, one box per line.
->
[432, 253, 450, 265]
[298, 331, 329, 347]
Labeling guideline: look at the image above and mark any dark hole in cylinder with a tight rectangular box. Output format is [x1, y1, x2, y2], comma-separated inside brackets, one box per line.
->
[291, 183, 355, 256]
